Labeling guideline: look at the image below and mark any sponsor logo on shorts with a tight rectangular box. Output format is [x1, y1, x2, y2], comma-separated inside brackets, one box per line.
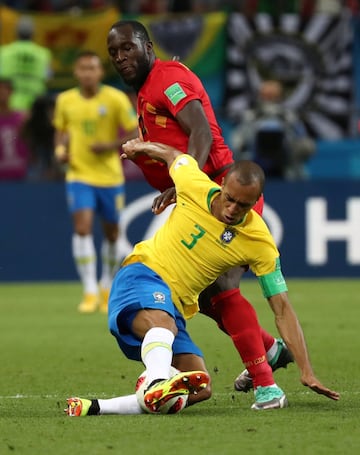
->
[153, 292, 166, 304]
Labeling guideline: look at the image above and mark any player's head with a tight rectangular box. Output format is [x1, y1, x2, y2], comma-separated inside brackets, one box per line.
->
[107, 20, 155, 91]
[73, 50, 104, 90]
[17, 16, 34, 40]
[218, 161, 265, 225]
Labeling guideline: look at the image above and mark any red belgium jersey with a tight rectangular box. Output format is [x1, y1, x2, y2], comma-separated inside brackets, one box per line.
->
[135, 59, 234, 192]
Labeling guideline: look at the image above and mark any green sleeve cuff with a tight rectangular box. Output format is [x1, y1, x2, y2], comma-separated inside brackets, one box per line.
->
[258, 258, 288, 298]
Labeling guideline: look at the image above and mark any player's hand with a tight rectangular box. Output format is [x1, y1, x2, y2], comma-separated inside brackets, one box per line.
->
[91, 143, 111, 153]
[54, 145, 69, 164]
[301, 375, 340, 401]
[121, 138, 143, 159]
[152, 187, 176, 214]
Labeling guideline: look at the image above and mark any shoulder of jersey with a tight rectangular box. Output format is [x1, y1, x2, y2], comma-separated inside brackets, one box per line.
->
[58, 87, 78, 99]
[101, 84, 128, 97]
[157, 59, 189, 72]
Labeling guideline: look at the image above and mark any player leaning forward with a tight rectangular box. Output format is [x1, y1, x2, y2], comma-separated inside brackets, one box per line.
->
[66, 140, 339, 416]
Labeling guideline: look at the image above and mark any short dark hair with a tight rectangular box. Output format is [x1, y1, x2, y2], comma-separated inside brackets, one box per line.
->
[109, 20, 151, 43]
[226, 161, 265, 194]
[17, 16, 34, 40]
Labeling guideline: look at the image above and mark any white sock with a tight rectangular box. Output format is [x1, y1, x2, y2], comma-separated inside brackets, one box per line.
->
[98, 394, 143, 415]
[72, 234, 97, 294]
[100, 239, 117, 289]
[266, 340, 279, 363]
[141, 327, 175, 385]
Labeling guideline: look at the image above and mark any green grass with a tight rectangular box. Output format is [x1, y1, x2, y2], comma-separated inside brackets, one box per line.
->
[1, 279, 359, 455]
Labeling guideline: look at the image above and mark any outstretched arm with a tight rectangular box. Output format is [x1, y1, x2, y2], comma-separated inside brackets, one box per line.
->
[176, 100, 213, 169]
[90, 127, 138, 154]
[149, 100, 213, 215]
[121, 139, 183, 168]
[268, 292, 340, 401]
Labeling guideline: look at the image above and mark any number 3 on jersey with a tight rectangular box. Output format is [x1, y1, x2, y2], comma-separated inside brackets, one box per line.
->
[181, 224, 205, 250]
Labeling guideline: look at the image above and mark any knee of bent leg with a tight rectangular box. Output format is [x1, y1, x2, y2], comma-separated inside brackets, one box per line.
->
[187, 381, 212, 406]
[214, 266, 246, 291]
[132, 309, 177, 338]
[201, 382, 212, 400]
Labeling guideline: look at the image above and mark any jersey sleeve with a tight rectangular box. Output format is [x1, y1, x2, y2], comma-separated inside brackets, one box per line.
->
[53, 93, 66, 131]
[169, 155, 217, 202]
[257, 257, 288, 298]
[247, 233, 281, 278]
[157, 63, 202, 117]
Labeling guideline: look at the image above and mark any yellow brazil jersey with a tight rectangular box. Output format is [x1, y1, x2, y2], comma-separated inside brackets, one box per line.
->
[53, 85, 137, 186]
[123, 155, 280, 319]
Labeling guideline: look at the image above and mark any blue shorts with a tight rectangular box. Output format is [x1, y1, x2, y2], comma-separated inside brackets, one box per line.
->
[108, 263, 203, 361]
[66, 181, 125, 223]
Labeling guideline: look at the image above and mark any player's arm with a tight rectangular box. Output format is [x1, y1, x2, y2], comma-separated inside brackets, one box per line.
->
[91, 127, 138, 154]
[175, 99, 212, 168]
[151, 100, 212, 214]
[122, 139, 182, 168]
[266, 291, 339, 401]
[54, 129, 69, 164]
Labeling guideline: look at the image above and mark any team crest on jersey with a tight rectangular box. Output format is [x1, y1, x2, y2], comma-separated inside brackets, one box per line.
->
[153, 291, 166, 304]
[221, 228, 236, 244]
[98, 105, 107, 116]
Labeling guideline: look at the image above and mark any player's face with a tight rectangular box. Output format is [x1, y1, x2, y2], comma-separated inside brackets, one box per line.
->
[74, 56, 104, 90]
[218, 174, 260, 225]
[107, 25, 152, 91]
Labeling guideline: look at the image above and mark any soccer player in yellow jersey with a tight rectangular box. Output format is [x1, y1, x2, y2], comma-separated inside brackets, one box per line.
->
[65, 140, 339, 416]
[53, 51, 138, 313]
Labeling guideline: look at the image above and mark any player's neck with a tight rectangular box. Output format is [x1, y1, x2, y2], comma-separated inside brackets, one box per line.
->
[80, 85, 100, 98]
[210, 194, 222, 221]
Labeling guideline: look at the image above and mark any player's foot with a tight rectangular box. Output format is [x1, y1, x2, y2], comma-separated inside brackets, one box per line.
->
[65, 397, 92, 416]
[251, 385, 288, 410]
[269, 339, 294, 371]
[78, 293, 98, 313]
[143, 370, 210, 413]
[99, 287, 110, 314]
[234, 339, 294, 392]
[65, 397, 100, 416]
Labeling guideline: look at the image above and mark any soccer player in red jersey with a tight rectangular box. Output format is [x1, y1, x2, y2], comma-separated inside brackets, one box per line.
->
[107, 20, 293, 400]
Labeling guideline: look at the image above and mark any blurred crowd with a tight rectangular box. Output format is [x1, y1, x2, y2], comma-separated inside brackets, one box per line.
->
[0, 15, 59, 182]
[2, 1, 359, 14]
[0, 0, 358, 182]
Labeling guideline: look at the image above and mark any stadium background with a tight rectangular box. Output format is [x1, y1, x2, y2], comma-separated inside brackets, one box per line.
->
[0, 4, 359, 281]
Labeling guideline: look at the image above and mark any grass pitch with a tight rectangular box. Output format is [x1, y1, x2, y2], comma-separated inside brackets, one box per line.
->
[1, 279, 359, 455]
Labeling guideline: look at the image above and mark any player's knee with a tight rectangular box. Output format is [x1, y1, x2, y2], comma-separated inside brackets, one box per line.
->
[187, 383, 212, 406]
[74, 226, 91, 236]
[132, 309, 177, 338]
[214, 266, 246, 290]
